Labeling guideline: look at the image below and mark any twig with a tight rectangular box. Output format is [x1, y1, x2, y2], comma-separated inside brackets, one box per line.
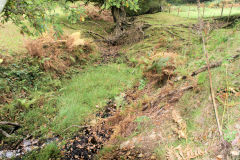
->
[0, 121, 21, 127]
[63, 125, 90, 132]
[0, 129, 13, 138]
[197, 0, 223, 138]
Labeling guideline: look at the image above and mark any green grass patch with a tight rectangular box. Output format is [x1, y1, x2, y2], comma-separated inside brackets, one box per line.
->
[53, 64, 141, 134]
[23, 142, 61, 160]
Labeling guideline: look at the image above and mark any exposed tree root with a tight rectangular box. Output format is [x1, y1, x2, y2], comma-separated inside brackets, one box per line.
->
[141, 85, 194, 111]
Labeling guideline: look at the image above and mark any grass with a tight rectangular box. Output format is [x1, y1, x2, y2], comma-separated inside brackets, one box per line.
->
[53, 64, 141, 134]
[169, 5, 240, 19]
[23, 142, 61, 160]
[0, 22, 27, 54]
[116, 11, 240, 159]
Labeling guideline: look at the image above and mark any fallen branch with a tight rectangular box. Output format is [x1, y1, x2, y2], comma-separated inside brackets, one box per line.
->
[197, 0, 223, 139]
[86, 30, 109, 42]
[60, 22, 109, 42]
[0, 121, 20, 127]
[0, 121, 21, 137]
[63, 125, 90, 133]
[175, 53, 240, 81]
[0, 129, 12, 138]
[191, 54, 240, 76]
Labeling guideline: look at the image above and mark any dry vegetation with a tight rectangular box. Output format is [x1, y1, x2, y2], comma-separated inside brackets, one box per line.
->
[1, 1, 240, 160]
[25, 32, 94, 74]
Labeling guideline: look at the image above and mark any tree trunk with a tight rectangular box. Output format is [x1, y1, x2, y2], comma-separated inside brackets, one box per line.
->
[111, 6, 127, 32]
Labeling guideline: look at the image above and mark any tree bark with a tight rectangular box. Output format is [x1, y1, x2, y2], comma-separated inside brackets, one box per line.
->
[111, 6, 127, 31]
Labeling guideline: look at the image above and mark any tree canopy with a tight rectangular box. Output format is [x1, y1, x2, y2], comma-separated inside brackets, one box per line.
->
[0, 0, 140, 35]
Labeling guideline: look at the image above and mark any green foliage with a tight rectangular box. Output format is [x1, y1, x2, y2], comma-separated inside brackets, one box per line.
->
[0, 57, 43, 93]
[126, 0, 165, 16]
[100, 0, 139, 11]
[223, 128, 237, 142]
[23, 143, 61, 160]
[138, 78, 147, 90]
[197, 72, 207, 85]
[148, 57, 169, 73]
[1, 0, 84, 36]
[134, 115, 151, 123]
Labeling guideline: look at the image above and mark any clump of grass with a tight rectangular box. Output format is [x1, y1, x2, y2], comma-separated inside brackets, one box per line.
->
[53, 64, 141, 134]
[23, 142, 61, 160]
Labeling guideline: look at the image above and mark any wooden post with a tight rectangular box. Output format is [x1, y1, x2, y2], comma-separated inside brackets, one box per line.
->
[227, 4, 233, 23]
[188, 6, 190, 18]
[178, 8, 180, 16]
[169, 6, 171, 13]
[221, 4, 225, 17]
[203, 4, 205, 18]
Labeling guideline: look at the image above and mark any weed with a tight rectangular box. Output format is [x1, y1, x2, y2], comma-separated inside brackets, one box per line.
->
[223, 128, 237, 142]
[138, 78, 147, 90]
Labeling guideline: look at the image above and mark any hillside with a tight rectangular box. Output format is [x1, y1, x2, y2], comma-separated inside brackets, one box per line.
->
[0, 2, 240, 160]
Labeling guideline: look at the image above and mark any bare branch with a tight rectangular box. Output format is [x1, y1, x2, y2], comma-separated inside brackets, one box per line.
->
[0, 129, 13, 138]
[0, 121, 21, 127]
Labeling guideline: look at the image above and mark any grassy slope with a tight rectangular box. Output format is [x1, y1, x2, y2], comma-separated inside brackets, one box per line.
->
[1, 4, 240, 159]
[99, 10, 240, 159]
[0, 15, 139, 140]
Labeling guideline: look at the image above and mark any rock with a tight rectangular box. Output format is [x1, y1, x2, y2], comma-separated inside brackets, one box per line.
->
[67, 32, 86, 48]
[138, 153, 144, 158]
[120, 141, 130, 149]
[231, 150, 240, 156]
[216, 155, 223, 160]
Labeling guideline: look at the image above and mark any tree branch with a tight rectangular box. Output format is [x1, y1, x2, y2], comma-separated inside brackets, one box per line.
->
[0, 121, 21, 127]
[0, 129, 13, 138]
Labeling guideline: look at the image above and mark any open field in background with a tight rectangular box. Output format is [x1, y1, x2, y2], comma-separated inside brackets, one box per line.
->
[168, 5, 240, 18]
[1, 1, 240, 159]
[0, 22, 27, 54]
